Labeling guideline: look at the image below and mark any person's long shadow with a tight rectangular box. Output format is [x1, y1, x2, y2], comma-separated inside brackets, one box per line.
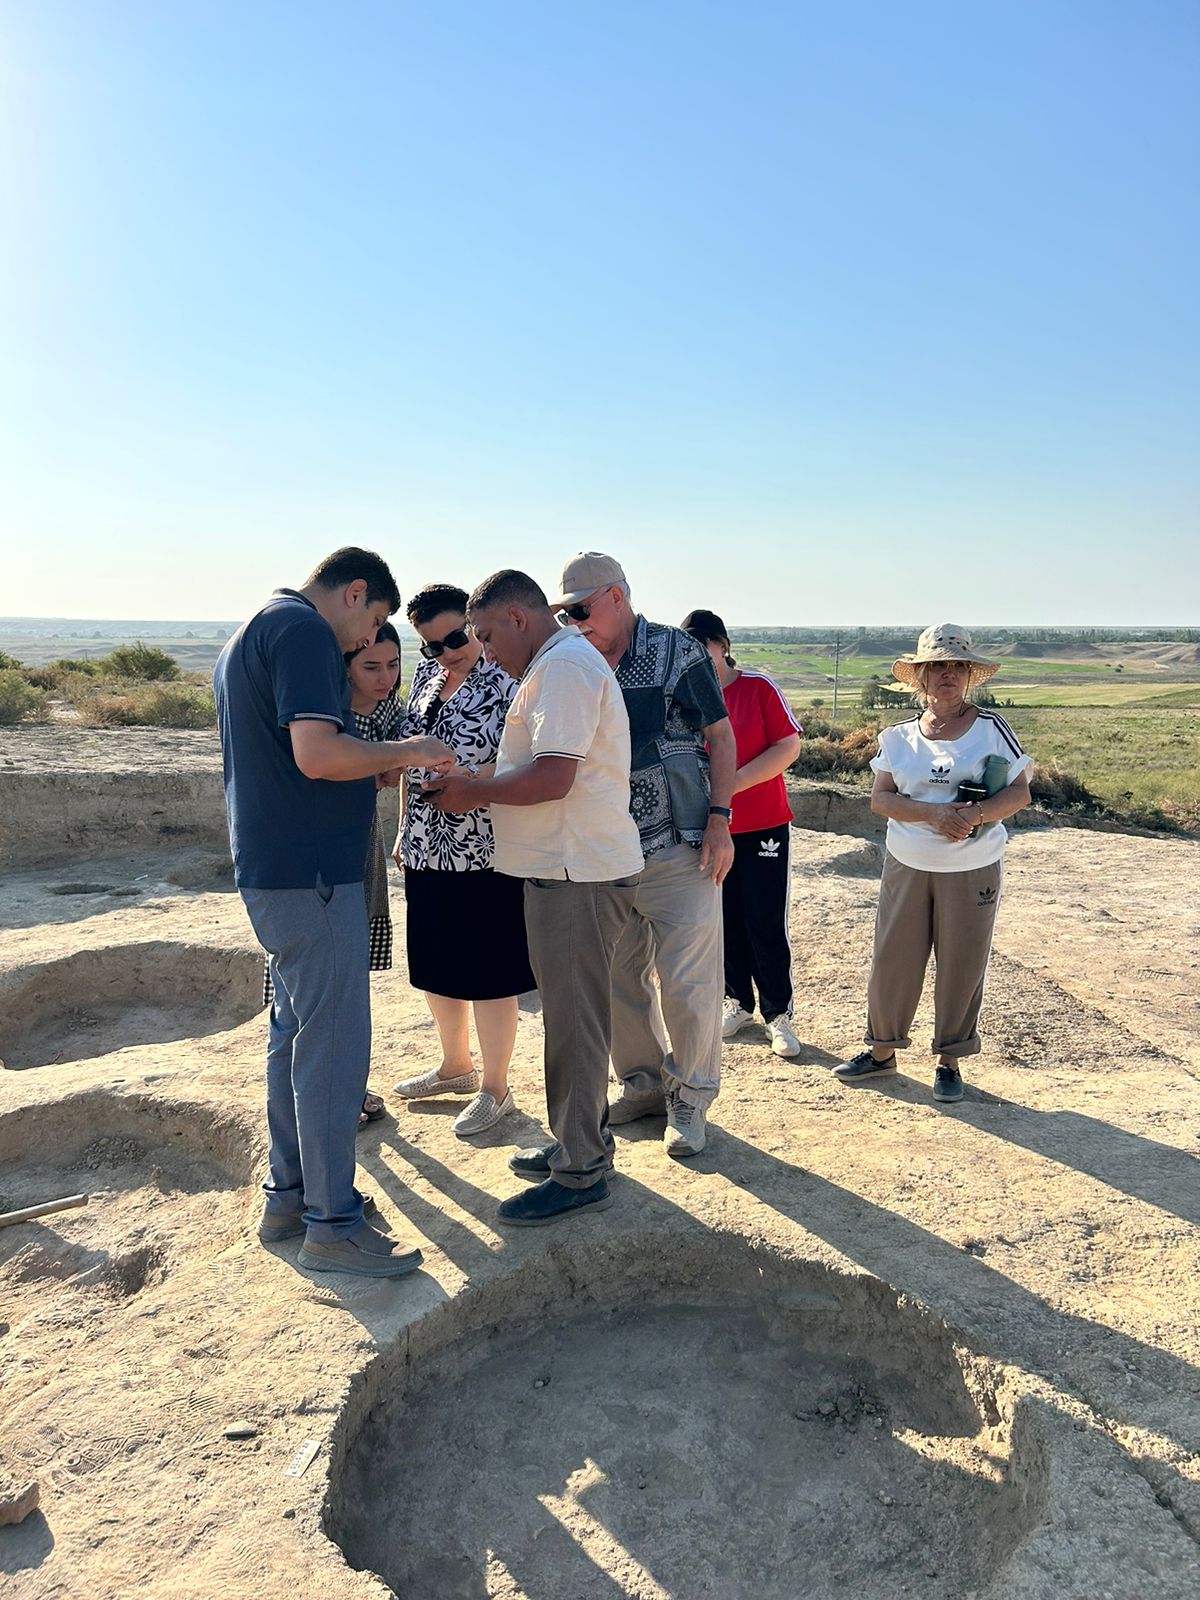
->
[969, 1102, 1200, 1229]
[355, 1102, 560, 1283]
[695, 1126, 1200, 1456]
[829, 1072, 1200, 1226]
[0, 1509, 54, 1576]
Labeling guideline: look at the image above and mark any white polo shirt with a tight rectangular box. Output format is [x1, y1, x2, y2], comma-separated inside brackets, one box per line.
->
[491, 627, 645, 883]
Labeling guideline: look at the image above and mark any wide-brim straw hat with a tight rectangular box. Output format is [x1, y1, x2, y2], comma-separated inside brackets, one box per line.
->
[891, 623, 1000, 692]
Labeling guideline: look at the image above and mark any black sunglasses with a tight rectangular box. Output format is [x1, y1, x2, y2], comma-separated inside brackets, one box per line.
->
[557, 601, 592, 623]
[418, 626, 471, 660]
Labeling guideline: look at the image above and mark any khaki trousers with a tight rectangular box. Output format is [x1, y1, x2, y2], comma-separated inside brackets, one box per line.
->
[865, 853, 1003, 1060]
[609, 842, 723, 1109]
[524, 873, 639, 1189]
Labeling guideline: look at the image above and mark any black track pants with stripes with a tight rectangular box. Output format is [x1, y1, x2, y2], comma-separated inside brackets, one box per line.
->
[722, 825, 793, 1022]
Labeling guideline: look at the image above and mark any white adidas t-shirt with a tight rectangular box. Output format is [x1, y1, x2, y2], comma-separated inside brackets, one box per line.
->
[870, 712, 1031, 873]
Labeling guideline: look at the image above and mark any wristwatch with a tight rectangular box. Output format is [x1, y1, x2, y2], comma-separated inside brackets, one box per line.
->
[708, 805, 732, 819]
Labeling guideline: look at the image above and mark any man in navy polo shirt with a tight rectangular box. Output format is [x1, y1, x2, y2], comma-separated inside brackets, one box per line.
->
[215, 547, 452, 1279]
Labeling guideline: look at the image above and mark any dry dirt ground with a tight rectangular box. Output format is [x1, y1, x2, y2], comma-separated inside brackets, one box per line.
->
[1, 734, 1199, 1599]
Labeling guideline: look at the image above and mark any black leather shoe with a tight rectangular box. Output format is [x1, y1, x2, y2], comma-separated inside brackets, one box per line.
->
[497, 1177, 613, 1228]
[833, 1049, 897, 1082]
[933, 1066, 964, 1103]
[508, 1143, 615, 1180]
[508, 1142, 560, 1178]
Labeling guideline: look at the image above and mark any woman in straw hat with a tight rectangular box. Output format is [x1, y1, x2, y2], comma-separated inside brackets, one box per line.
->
[834, 624, 1032, 1103]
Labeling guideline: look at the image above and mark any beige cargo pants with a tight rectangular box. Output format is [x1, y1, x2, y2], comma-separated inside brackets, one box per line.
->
[865, 853, 1003, 1060]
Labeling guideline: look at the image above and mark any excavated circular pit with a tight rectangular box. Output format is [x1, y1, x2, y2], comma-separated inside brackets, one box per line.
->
[47, 882, 142, 897]
[0, 941, 263, 1069]
[0, 1090, 257, 1305]
[326, 1236, 1047, 1600]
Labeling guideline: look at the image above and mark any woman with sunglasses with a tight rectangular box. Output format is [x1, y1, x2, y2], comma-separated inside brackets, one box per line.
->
[392, 583, 535, 1136]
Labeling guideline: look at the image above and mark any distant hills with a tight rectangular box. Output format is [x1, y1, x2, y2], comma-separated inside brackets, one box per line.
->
[1, 617, 1197, 675]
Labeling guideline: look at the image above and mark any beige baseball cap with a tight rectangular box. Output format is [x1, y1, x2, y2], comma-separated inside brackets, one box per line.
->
[552, 551, 627, 608]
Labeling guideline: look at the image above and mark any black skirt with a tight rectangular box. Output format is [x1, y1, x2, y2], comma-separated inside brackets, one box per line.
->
[404, 867, 535, 1001]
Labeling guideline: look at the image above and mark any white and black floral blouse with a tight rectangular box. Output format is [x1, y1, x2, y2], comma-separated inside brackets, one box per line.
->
[398, 654, 518, 872]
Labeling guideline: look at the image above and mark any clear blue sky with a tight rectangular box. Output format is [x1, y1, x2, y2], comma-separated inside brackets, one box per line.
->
[2, 1, 1197, 625]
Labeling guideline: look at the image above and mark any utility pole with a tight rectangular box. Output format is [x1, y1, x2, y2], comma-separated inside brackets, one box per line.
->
[832, 631, 842, 720]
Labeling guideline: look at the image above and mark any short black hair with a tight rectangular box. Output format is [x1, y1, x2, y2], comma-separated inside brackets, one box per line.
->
[681, 608, 736, 667]
[304, 547, 401, 614]
[344, 620, 400, 665]
[406, 583, 469, 627]
[467, 569, 549, 615]
[680, 608, 728, 646]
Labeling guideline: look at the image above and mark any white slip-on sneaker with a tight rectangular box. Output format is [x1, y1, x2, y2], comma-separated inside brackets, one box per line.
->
[721, 999, 753, 1039]
[453, 1088, 516, 1138]
[394, 1066, 481, 1099]
[767, 1017, 802, 1058]
[664, 1092, 707, 1158]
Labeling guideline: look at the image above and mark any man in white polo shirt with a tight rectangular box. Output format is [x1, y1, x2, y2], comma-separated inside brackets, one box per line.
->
[424, 569, 644, 1227]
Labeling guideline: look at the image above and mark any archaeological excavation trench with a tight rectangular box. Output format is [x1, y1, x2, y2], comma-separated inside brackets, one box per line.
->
[324, 1235, 1048, 1600]
[0, 940, 264, 1069]
[0, 1090, 258, 1305]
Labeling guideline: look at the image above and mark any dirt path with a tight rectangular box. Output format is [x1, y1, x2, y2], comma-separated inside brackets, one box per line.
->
[1, 822, 1198, 1599]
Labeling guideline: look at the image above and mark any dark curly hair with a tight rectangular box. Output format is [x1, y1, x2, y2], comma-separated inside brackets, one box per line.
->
[406, 584, 469, 626]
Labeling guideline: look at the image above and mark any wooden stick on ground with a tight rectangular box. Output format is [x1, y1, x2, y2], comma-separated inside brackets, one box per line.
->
[0, 1194, 89, 1228]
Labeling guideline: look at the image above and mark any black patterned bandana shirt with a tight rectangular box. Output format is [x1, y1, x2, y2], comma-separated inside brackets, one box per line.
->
[614, 615, 729, 858]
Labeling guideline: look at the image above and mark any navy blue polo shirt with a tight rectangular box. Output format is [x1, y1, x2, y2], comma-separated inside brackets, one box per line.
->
[213, 589, 375, 889]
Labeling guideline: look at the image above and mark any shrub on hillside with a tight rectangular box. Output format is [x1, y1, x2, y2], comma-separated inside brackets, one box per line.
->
[0, 650, 24, 671]
[793, 712, 844, 740]
[1028, 761, 1103, 813]
[790, 722, 879, 780]
[73, 680, 215, 728]
[50, 656, 101, 677]
[137, 683, 216, 728]
[98, 643, 181, 681]
[23, 658, 103, 690]
[0, 668, 49, 725]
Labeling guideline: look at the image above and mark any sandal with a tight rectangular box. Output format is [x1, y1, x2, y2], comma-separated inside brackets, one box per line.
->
[359, 1091, 387, 1128]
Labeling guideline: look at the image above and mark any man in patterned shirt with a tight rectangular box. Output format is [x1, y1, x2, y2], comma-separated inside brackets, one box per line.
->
[551, 552, 736, 1157]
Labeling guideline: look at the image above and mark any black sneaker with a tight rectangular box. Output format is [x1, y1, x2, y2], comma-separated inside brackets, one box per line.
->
[933, 1066, 964, 1103]
[496, 1177, 613, 1228]
[833, 1049, 897, 1082]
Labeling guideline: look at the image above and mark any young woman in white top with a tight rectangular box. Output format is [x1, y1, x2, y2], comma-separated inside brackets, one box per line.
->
[834, 624, 1032, 1103]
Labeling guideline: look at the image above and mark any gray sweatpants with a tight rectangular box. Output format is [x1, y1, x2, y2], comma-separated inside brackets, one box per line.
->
[524, 873, 639, 1189]
[609, 842, 723, 1109]
[865, 853, 1004, 1061]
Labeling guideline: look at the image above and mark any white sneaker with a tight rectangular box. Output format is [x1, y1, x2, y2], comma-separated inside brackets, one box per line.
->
[664, 1092, 707, 1158]
[394, 1066, 481, 1099]
[721, 999, 753, 1039]
[453, 1088, 515, 1138]
[767, 1017, 802, 1058]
